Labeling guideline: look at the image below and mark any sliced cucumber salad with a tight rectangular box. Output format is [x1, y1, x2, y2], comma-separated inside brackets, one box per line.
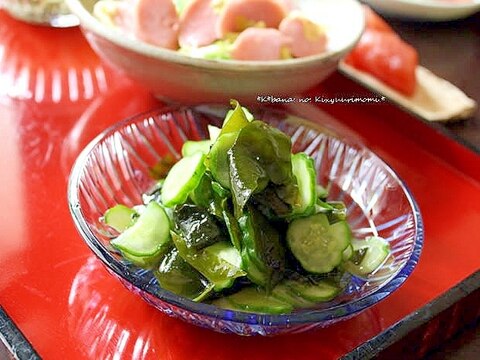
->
[102, 100, 391, 314]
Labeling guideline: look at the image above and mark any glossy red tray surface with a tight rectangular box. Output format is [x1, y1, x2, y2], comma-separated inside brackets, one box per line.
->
[0, 10, 479, 360]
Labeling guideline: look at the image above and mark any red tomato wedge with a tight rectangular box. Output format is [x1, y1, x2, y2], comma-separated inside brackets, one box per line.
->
[345, 29, 418, 96]
[363, 5, 395, 34]
[345, 7, 418, 96]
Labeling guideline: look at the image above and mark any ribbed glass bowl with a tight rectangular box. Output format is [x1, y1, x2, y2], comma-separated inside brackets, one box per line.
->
[68, 105, 423, 336]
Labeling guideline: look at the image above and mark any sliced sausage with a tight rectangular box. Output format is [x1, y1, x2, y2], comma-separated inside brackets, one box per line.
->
[279, 13, 327, 58]
[178, 0, 219, 47]
[231, 27, 289, 61]
[115, 2, 133, 32]
[279, 0, 297, 11]
[132, 0, 179, 49]
[217, 0, 288, 37]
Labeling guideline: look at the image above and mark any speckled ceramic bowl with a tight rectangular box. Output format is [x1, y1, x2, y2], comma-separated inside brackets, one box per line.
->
[65, 0, 364, 104]
[68, 105, 423, 336]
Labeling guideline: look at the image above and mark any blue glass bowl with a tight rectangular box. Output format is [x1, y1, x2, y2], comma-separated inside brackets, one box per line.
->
[68, 105, 423, 336]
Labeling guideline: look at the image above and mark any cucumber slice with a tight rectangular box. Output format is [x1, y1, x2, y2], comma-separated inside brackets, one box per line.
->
[188, 174, 225, 219]
[181, 140, 212, 157]
[171, 232, 246, 291]
[111, 201, 171, 263]
[272, 282, 316, 308]
[241, 106, 254, 122]
[241, 251, 269, 287]
[342, 243, 353, 261]
[291, 152, 316, 216]
[287, 213, 351, 274]
[189, 173, 213, 209]
[208, 125, 221, 142]
[203, 241, 243, 269]
[161, 152, 206, 207]
[316, 184, 328, 200]
[119, 251, 165, 268]
[210, 297, 238, 311]
[221, 287, 293, 314]
[104, 204, 138, 232]
[238, 206, 285, 290]
[343, 236, 390, 276]
[286, 279, 341, 302]
[207, 132, 237, 189]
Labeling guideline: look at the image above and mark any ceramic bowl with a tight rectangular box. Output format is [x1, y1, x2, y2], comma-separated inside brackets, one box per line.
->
[364, 0, 480, 21]
[1, 0, 79, 26]
[68, 105, 423, 336]
[65, 0, 364, 104]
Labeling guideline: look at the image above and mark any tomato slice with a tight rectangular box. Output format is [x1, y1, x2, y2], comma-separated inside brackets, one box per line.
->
[363, 5, 395, 34]
[345, 29, 418, 96]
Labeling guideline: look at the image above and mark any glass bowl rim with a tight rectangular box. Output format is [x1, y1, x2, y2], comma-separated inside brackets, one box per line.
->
[67, 105, 424, 326]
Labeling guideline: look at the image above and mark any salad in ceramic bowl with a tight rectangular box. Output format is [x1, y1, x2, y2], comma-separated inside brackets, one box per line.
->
[65, 0, 364, 103]
[92, 0, 331, 61]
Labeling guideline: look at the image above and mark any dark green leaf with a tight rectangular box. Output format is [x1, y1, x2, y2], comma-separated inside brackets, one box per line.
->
[228, 121, 294, 215]
[173, 204, 227, 250]
[155, 247, 214, 301]
[221, 200, 243, 251]
[220, 99, 250, 135]
[171, 232, 246, 290]
[252, 185, 293, 219]
[238, 205, 286, 291]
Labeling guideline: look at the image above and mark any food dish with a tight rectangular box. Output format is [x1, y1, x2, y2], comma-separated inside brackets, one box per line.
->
[363, 0, 480, 21]
[339, 62, 477, 122]
[100, 102, 393, 314]
[65, 0, 364, 103]
[340, 5, 477, 121]
[92, 0, 329, 61]
[1, 0, 79, 26]
[68, 105, 423, 335]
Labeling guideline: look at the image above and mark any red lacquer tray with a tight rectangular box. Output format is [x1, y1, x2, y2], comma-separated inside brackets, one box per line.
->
[0, 10, 479, 360]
